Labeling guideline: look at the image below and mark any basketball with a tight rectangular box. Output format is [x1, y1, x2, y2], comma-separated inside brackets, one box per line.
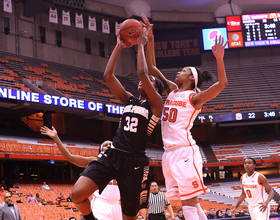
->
[119, 19, 143, 46]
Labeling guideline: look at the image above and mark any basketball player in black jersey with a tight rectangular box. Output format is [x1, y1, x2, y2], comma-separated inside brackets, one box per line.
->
[69, 29, 164, 220]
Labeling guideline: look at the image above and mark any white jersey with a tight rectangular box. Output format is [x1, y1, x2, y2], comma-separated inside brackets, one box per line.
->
[162, 90, 200, 150]
[91, 180, 122, 220]
[242, 172, 266, 207]
[92, 179, 120, 202]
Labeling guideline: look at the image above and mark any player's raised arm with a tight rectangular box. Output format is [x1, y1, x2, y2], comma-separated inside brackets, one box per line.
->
[103, 33, 133, 105]
[258, 174, 274, 212]
[137, 28, 163, 117]
[141, 13, 177, 94]
[192, 35, 228, 109]
[40, 126, 95, 168]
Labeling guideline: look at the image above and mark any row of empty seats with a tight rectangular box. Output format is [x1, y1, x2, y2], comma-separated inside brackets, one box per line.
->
[1, 50, 280, 114]
[212, 139, 280, 161]
[204, 179, 278, 211]
[128, 62, 280, 114]
[0, 50, 138, 106]
[6, 181, 82, 219]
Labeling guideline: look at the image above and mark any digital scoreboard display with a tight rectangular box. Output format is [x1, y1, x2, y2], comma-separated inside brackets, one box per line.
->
[194, 110, 280, 124]
[226, 12, 280, 48]
[241, 12, 280, 47]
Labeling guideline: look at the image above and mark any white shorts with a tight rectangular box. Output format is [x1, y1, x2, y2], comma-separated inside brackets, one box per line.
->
[91, 198, 122, 220]
[162, 145, 209, 200]
[249, 205, 270, 220]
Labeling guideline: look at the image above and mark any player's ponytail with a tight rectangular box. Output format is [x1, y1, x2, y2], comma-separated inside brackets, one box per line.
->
[196, 68, 214, 89]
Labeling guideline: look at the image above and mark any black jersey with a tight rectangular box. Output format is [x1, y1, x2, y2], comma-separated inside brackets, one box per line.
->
[113, 96, 159, 153]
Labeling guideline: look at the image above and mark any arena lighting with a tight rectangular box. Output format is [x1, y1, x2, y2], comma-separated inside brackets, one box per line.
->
[214, 0, 242, 24]
[124, 0, 151, 18]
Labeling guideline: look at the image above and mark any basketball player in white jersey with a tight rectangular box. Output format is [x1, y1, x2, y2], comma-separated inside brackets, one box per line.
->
[141, 14, 228, 220]
[232, 158, 274, 220]
[40, 126, 122, 220]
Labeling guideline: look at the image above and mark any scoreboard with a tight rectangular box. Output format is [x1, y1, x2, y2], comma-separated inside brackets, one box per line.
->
[226, 12, 280, 48]
[242, 13, 280, 47]
[194, 110, 280, 124]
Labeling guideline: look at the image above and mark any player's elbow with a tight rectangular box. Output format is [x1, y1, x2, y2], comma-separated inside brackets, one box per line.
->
[138, 69, 148, 78]
[217, 81, 228, 90]
[103, 71, 112, 82]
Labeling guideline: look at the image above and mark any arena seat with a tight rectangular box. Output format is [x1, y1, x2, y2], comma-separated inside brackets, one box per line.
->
[129, 62, 280, 114]
[0, 50, 139, 106]
[212, 139, 280, 161]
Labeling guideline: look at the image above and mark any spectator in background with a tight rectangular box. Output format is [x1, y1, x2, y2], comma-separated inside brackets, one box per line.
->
[175, 209, 185, 220]
[27, 193, 38, 203]
[277, 201, 280, 214]
[42, 182, 50, 190]
[137, 215, 144, 220]
[36, 193, 47, 205]
[216, 210, 223, 218]
[56, 193, 66, 205]
[236, 210, 246, 217]
[223, 208, 232, 218]
[14, 183, 21, 188]
[0, 192, 22, 220]
[207, 208, 216, 219]
[165, 212, 171, 220]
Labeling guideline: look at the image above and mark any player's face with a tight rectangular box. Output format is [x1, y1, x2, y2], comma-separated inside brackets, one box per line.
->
[138, 76, 157, 93]
[175, 67, 192, 86]
[244, 159, 255, 172]
[150, 182, 159, 193]
[102, 141, 111, 152]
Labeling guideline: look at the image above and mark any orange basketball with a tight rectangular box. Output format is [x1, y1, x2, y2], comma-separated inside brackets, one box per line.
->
[119, 19, 143, 46]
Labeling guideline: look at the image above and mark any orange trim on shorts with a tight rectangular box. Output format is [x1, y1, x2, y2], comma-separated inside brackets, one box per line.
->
[190, 144, 207, 194]
[185, 109, 208, 195]
[180, 188, 208, 197]
[266, 207, 269, 220]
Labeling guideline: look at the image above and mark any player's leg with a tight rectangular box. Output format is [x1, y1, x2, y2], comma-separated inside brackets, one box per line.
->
[196, 199, 208, 220]
[168, 146, 209, 220]
[71, 155, 114, 220]
[71, 176, 98, 220]
[181, 197, 199, 220]
[254, 205, 270, 220]
[117, 154, 150, 220]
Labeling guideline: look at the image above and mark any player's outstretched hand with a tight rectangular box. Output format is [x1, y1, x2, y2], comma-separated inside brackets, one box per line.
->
[140, 13, 153, 39]
[258, 201, 268, 212]
[117, 30, 132, 49]
[211, 35, 228, 59]
[137, 27, 148, 46]
[231, 208, 236, 218]
[40, 126, 57, 139]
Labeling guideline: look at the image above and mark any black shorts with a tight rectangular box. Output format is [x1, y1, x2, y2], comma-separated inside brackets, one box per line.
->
[148, 213, 166, 220]
[80, 148, 150, 217]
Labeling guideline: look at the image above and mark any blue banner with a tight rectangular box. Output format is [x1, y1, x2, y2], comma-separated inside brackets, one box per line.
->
[0, 87, 124, 115]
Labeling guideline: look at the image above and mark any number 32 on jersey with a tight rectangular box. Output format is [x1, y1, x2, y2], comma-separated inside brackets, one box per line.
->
[162, 107, 178, 122]
[124, 116, 138, 132]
